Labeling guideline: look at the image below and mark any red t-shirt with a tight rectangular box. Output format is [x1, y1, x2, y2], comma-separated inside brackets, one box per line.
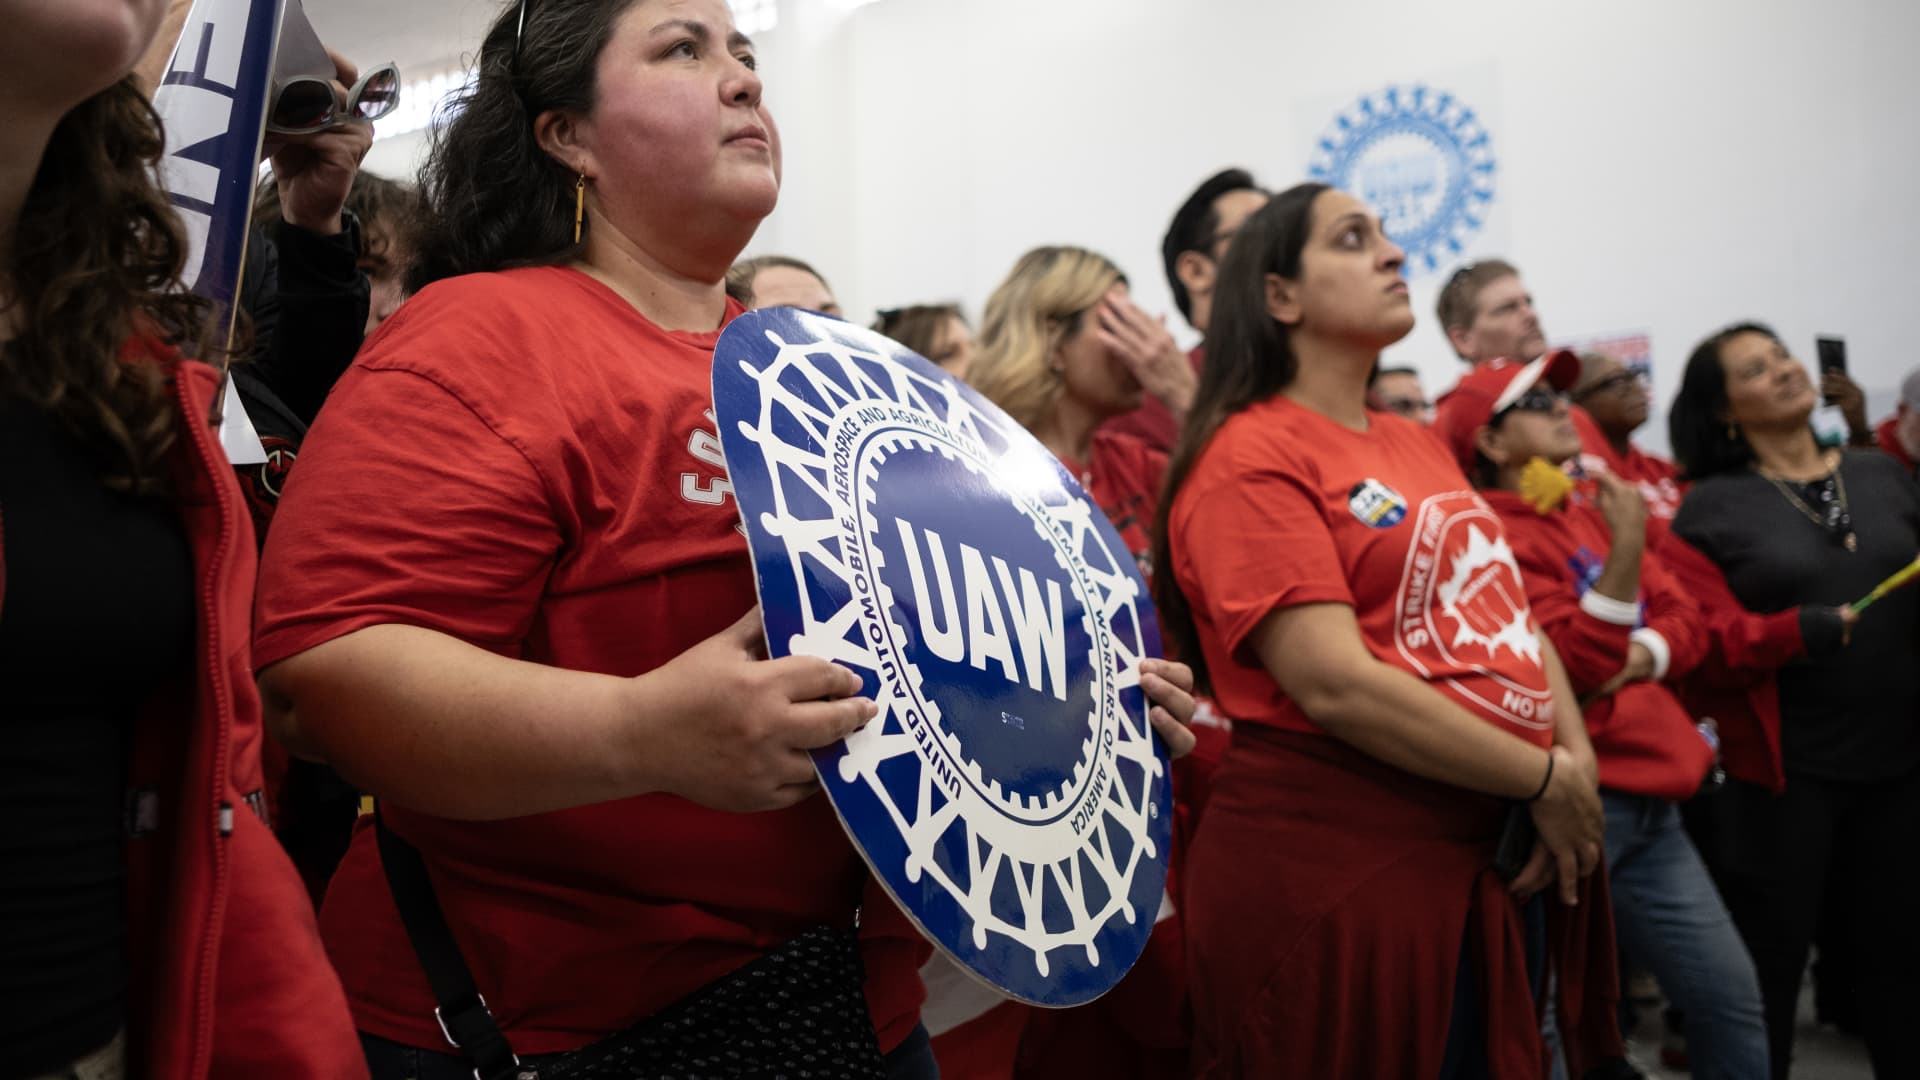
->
[1058, 430, 1168, 577]
[1168, 396, 1555, 747]
[253, 266, 921, 1053]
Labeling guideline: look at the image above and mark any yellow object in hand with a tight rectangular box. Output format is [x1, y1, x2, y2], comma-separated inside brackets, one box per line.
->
[1518, 457, 1577, 514]
[1852, 555, 1920, 613]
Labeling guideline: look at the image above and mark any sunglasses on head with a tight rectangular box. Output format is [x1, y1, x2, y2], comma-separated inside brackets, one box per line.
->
[1495, 386, 1567, 421]
[513, 0, 537, 68]
[267, 62, 401, 135]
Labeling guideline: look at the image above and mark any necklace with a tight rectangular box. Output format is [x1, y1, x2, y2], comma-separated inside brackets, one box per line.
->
[1758, 458, 1857, 552]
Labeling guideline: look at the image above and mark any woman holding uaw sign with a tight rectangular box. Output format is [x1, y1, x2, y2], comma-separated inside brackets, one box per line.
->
[248, 0, 1200, 1077]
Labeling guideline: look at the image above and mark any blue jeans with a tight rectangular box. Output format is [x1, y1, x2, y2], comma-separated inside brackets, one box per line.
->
[1602, 791, 1767, 1080]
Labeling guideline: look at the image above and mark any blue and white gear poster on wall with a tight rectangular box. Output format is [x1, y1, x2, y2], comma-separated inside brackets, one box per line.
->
[713, 308, 1173, 1007]
[1300, 63, 1507, 278]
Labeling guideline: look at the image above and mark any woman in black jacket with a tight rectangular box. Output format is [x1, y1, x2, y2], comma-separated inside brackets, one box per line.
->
[1668, 321, 1920, 1080]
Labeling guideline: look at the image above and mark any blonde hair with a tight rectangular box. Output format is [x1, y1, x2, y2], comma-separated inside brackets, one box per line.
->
[970, 246, 1125, 429]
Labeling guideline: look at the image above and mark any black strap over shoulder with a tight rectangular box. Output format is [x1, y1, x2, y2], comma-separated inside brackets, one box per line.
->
[375, 809, 537, 1080]
[372, 811, 883, 1080]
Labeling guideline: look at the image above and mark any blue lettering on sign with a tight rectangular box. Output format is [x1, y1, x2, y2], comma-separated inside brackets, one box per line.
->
[151, 0, 279, 298]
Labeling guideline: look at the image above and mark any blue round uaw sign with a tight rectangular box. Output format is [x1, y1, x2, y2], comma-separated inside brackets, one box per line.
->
[1307, 83, 1497, 275]
[713, 308, 1172, 1007]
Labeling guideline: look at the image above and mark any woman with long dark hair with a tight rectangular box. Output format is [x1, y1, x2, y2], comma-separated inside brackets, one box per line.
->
[249, 1, 1191, 1077]
[1666, 322, 1920, 1079]
[0, 2, 361, 1076]
[1153, 183, 1621, 1077]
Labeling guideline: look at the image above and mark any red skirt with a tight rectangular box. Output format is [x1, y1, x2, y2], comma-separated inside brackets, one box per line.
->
[1183, 727, 1621, 1078]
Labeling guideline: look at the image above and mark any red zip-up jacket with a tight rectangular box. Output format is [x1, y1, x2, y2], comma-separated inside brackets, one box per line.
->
[1, 352, 364, 1078]
[1659, 535, 1810, 794]
[1483, 491, 1713, 801]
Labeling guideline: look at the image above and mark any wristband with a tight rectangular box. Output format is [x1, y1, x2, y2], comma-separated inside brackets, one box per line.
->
[1527, 751, 1555, 802]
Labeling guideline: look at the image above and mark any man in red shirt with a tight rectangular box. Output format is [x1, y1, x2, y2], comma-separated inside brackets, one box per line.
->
[1435, 260, 1623, 488]
[1437, 353, 1769, 1079]
[1436, 257, 1545, 372]
[1103, 169, 1268, 451]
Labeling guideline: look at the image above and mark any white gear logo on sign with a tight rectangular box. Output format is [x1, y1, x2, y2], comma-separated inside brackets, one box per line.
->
[1395, 491, 1551, 729]
[717, 317, 1170, 1004]
[1436, 523, 1540, 665]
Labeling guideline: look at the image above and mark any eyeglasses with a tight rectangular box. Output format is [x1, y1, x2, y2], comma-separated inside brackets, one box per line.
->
[1573, 370, 1645, 402]
[1376, 396, 1430, 420]
[267, 62, 401, 135]
[1495, 387, 1567, 420]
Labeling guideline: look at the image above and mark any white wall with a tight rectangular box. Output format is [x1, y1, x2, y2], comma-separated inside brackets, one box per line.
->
[749, 0, 1920, 445]
[362, 128, 431, 181]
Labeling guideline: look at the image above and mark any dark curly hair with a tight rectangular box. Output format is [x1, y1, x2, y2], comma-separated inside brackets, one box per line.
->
[407, 0, 641, 292]
[254, 169, 420, 267]
[3, 77, 216, 493]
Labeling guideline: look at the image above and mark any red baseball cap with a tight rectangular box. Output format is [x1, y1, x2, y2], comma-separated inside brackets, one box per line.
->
[1432, 349, 1581, 473]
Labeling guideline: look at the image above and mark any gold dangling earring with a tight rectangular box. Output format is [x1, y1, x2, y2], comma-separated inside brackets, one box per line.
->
[1726, 421, 1738, 441]
[573, 174, 587, 244]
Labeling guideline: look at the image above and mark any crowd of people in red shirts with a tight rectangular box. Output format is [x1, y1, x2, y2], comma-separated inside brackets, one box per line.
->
[6, 1, 1917, 1079]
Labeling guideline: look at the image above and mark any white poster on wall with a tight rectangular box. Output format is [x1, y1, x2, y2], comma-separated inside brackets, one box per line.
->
[1556, 330, 1654, 380]
[1298, 64, 1507, 279]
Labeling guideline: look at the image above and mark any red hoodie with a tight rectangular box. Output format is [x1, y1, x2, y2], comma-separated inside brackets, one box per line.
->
[1660, 536, 1810, 793]
[1482, 491, 1713, 801]
[0, 353, 364, 1078]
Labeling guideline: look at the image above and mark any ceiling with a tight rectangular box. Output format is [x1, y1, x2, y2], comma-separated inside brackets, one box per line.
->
[303, 0, 494, 79]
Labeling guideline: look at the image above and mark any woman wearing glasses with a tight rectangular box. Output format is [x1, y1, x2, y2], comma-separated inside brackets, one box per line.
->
[1153, 183, 1624, 1077]
[1570, 351, 1685, 534]
[1443, 354, 1770, 1079]
[249, 1, 1194, 1077]
[1665, 323, 1920, 1079]
[0, 2, 362, 1077]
